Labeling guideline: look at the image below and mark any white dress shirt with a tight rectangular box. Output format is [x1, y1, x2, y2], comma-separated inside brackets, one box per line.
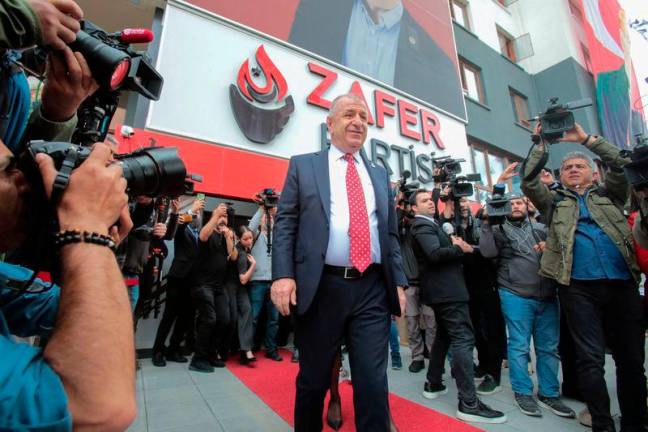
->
[325, 145, 381, 267]
[343, 0, 403, 86]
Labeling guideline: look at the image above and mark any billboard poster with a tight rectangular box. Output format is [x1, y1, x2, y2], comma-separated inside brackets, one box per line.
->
[579, 0, 645, 149]
[183, 0, 466, 121]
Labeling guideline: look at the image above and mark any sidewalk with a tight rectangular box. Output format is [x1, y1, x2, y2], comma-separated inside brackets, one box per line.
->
[127, 346, 624, 432]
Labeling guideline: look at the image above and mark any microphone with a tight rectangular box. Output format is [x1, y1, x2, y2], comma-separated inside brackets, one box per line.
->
[442, 222, 454, 236]
[116, 28, 154, 44]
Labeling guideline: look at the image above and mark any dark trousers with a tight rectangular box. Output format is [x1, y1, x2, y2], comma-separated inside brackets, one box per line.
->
[152, 275, 194, 355]
[468, 288, 506, 382]
[192, 284, 231, 360]
[559, 279, 646, 432]
[559, 304, 584, 401]
[427, 301, 477, 405]
[294, 269, 391, 432]
[236, 283, 254, 351]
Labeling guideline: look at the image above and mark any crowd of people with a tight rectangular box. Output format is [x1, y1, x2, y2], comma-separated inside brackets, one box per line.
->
[0, 1, 648, 432]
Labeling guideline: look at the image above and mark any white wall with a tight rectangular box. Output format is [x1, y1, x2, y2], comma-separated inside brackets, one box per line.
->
[464, 0, 521, 53]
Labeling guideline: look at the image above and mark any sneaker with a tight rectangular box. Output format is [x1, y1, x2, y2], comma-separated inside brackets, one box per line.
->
[166, 351, 188, 363]
[422, 382, 448, 399]
[457, 399, 507, 424]
[152, 352, 166, 367]
[578, 407, 592, 427]
[265, 351, 283, 361]
[476, 374, 501, 395]
[391, 354, 403, 370]
[514, 393, 542, 417]
[409, 360, 425, 373]
[537, 395, 575, 418]
[189, 358, 214, 373]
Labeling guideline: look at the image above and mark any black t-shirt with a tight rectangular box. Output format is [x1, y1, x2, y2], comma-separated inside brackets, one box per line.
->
[235, 243, 252, 284]
[194, 232, 229, 287]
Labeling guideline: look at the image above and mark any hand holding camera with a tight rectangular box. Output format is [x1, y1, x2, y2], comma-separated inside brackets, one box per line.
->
[29, 0, 83, 50]
[35, 142, 128, 236]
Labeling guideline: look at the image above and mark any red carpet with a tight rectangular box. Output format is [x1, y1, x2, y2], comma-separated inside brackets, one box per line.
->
[227, 350, 483, 431]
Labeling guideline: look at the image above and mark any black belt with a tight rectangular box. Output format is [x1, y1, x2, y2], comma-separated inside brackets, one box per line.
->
[323, 264, 381, 279]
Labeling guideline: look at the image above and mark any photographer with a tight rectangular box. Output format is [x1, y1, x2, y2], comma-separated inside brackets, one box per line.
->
[249, 202, 282, 361]
[0, 141, 136, 430]
[190, 203, 236, 373]
[479, 195, 574, 419]
[521, 122, 645, 432]
[438, 188, 506, 397]
[409, 189, 506, 424]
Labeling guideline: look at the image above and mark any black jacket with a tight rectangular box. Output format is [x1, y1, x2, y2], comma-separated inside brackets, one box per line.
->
[410, 216, 469, 305]
[168, 222, 200, 279]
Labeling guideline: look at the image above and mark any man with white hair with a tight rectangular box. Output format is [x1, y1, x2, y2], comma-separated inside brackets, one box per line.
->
[521, 123, 645, 432]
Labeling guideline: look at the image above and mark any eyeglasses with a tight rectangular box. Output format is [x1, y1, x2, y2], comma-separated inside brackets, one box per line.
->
[0, 155, 17, 174]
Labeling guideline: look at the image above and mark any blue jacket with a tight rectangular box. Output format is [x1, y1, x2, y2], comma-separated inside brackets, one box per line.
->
[272, 149, 407, 315]
[0, 262, 71, 431]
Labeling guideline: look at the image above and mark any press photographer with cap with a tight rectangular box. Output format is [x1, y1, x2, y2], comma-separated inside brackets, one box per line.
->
[521, 122, 645, 432]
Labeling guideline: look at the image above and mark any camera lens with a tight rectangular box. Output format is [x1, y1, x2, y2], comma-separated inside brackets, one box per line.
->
[118, 147, 187, 197]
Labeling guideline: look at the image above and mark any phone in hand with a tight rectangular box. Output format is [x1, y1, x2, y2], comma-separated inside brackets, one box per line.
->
[197, 193, 205, 201]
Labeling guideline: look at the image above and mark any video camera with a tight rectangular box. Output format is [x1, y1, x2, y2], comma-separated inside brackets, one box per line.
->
[532, 97, 592, 143]
[485, 184, 511, 225]
[432, 156, 481, 200]
[396, 170, 419, 205]
[624, 134, 648, 190]
[255, 188, 280, 209]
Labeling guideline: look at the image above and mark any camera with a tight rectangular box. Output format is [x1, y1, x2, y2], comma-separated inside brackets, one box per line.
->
[432, 156, 481, 199]
[533, 97, 592, 143]
[623, 135, 648, 190]
[255, 188, 280, 209]
[486, 184, 511, 225]
[396, 170, 420, 205]
[21, 141, 192, 198]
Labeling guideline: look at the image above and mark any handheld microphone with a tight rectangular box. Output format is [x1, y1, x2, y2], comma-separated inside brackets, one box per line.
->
[442, 222, 454, 236]
[115, 28, 154, 44]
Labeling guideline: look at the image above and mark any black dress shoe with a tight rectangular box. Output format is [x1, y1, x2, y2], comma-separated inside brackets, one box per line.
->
[189, 358, 214, 373]
[409, 360, 425, 373]
[265, 351, 283, 361]
[166, 351, 188, 363]
[208, 357, 226, 368]
[152, 352, 166, 367]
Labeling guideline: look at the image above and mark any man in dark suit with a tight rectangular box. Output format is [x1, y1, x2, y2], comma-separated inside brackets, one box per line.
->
[151, 197, 205, 366]
[409, 189, 506, 424]
[271, 93, 407, 432]
[289, 0, 464, 118]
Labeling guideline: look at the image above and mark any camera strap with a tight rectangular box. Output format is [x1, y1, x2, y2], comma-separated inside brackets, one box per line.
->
[50, 147, 78, 204]
[520, 141, 549, 182]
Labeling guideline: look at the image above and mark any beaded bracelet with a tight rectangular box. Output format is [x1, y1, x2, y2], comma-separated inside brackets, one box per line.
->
[53, 229, 117, 252]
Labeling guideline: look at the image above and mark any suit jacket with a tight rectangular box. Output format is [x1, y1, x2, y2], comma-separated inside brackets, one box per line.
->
[272, 149, 407, 316]
[289, 0, 464, 117]
[168, 222, 200, 279]
[410, 216, 469, 305]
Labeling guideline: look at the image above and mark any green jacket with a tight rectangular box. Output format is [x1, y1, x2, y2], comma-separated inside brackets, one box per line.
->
[521, 137, 638, 285]
[0, 0, 42, 49]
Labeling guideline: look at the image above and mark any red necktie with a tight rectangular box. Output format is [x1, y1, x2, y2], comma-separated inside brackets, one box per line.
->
[344, 153, 371, 272]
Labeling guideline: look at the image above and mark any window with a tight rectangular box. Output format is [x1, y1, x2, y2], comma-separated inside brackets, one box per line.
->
[497, 27, 516, 62]
[581, 43, 593, 74]
[469, 139, 520, 201]
[509, 88, 530, 127]
[449, 0, 470, 30]
[459, 59, 485, 103]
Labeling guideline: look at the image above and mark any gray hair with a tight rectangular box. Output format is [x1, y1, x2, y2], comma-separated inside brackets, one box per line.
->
[328, 93, 368, 117]
[561, 151, 595, 170]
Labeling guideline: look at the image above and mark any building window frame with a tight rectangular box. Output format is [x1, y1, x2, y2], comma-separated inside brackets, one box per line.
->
[459, 58, 486, 104]
[449, 0, 471, 30]
[469, 139, 520, 201]
[497, 26, 517, 62]
[509, 88, 531, 128]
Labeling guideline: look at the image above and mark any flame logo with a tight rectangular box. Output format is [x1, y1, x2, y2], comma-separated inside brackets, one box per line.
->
[237, 45, 288, 103]
[229, 45, 295, 144]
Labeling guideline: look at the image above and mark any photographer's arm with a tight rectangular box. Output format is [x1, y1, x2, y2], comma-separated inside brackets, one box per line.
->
[520, 137, 554, 217]
[199, 204, 226, 242]
[249, 207, 263, 234]
[584, 136, 631, 205]
[37, 144, 136, 431]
